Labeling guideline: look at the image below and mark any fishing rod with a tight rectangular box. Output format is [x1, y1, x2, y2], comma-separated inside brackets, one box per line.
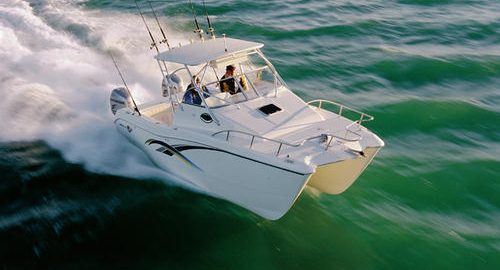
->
[109, 52, 141, 116]
[188, 0, 204, 40]
[202, 0, 215, 39]
[134, 0, 173, 109]
[147, 0, 171, 49]
[134, 0, 160, 52]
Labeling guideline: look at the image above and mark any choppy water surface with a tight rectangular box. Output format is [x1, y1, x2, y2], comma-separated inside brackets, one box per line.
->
[1, 0, 499, 269]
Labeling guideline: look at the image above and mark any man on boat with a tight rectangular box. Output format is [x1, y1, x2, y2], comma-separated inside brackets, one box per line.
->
[183, 76, 208, 105]
[220, 65, 247, 95]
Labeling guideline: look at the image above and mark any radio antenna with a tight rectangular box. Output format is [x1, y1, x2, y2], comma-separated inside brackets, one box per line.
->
[188, 0, 204, 40]
[202, 0, 215, 39]
[147, 1, 171, 50]
[108, 52, 141, 116]
[134, 0, 160, 53]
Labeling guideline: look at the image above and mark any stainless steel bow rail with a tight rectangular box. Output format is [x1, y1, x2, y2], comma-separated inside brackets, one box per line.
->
[212, 129, 361, 157]
[307, 99, 374, 126]
[212, 99, 373, 156]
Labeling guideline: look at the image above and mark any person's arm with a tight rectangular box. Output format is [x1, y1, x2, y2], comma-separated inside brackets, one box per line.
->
[239, 75, 248, 90]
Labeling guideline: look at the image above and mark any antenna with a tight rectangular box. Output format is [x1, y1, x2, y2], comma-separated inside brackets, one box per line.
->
[134, 0, 160, 53]
[202, 0, 215, 39]
[108, 52, 141, 116]
[147, 1, 171, 50]
[188, 0, 204, 40]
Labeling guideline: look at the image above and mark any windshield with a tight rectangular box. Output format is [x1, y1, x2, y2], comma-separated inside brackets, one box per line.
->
[186, 51, 285, 108]
[162, 50, 285, 109]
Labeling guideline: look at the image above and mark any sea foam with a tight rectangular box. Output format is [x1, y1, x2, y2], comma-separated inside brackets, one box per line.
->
[0, 0, 192, 187]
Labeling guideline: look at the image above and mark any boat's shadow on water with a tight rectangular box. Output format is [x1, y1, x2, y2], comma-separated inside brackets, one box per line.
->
[0, 141, 371, 269]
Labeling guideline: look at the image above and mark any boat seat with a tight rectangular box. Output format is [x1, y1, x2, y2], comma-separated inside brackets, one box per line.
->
[142, 102, 174, 125]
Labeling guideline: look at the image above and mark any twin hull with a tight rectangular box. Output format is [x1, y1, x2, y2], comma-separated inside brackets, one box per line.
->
[115, 115, 380, 219]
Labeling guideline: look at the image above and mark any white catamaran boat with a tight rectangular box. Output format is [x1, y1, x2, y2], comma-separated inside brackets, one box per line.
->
[109, 6, 384, 220]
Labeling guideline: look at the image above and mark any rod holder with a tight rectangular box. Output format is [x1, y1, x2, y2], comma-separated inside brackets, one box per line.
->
[208, 27, 215, 39]
[194, 29, 204, 41]
[223, 34, 228, 52]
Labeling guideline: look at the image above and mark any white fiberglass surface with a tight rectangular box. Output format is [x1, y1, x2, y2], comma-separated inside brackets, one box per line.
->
[155, 37, 263, 65]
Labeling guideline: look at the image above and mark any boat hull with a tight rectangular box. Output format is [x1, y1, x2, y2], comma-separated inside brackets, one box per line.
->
[115, 117, 311, 220]
[307, 147, 381, 194]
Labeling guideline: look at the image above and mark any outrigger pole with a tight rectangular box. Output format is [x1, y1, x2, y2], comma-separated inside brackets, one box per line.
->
[109, 52, 141, 116]
[202, 0, 215, 39]
[147, 1, 171, 50]
[188, 0, 204, 40]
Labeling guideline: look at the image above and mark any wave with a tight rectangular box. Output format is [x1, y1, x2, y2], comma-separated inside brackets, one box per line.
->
[217, 1, 500, 48]
[358, 201, 500, 252]
[370, 99, 500, 137]
[0, 0, 193, 185]
[365, 99, 500, 179]
[368, 55, 500, 87]
[397, 0, 484, 6]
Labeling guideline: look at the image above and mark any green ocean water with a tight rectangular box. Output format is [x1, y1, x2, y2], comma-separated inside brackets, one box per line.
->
[1, 0, 499, 269]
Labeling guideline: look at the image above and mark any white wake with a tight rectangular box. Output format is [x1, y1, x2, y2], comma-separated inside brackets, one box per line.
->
[0, 0, 192, 185]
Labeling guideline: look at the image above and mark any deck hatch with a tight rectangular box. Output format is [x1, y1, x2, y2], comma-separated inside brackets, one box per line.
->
[258, 104, 282, 115]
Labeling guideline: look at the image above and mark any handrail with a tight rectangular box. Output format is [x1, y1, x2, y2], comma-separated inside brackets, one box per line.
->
[212, 129, 362, 157]
[212, 130, 297, 156]
[307, 99, 374, 125]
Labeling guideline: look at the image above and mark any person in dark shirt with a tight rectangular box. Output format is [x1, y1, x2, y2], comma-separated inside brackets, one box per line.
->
[183, 76, 208, 105]
[220, 65, 247, 95]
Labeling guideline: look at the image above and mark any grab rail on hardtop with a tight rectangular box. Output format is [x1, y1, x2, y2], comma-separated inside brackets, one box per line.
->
[212, 129, 362, 157]
[307, 99, 374, 126]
